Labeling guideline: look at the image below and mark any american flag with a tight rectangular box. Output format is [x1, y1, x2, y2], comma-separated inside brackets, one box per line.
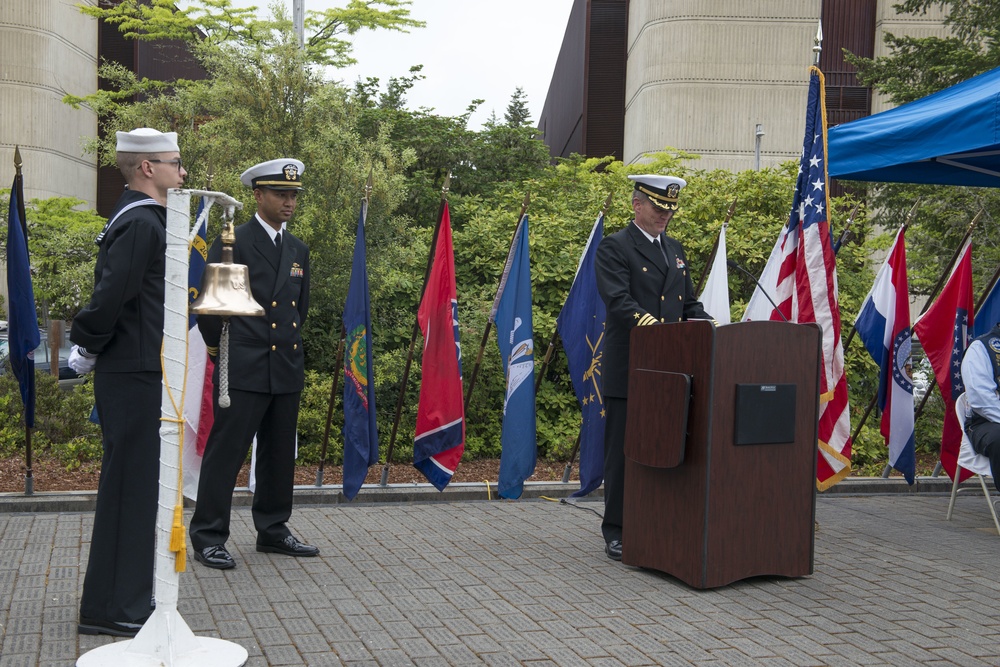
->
[913, 240, 974, 483]
[772, 67, 852, 490]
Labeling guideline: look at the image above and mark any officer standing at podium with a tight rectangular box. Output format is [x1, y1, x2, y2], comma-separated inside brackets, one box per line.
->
[189, 158, 318, 569]
[594, 174, 710, 561]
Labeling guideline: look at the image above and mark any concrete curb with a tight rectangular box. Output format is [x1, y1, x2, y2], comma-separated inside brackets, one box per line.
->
[0, 480, 597, 513]
[0, 475, 985, 513]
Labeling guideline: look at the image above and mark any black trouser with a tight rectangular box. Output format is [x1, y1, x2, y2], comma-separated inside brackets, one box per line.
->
[80, 371, 160, 624]
[190, 388, 301, 549]
[602, 396, 627, 544]
[967, 419, 1000, 493]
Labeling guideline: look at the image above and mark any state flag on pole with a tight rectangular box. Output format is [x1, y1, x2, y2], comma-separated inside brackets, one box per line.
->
[854, 228, 915, 483]
[698, 225, 731, 324]
[913, 239, 974, 483]
[414, 202, 465, 490]
[556, 211, 606, 498]
[493, 214, 536, 499]
[772, 67, 852, 490]
[182, 197, 212, 500]
[6, 163, 40, 428]
[972, 275, 1000, 338]
[342, 197, 379, 500]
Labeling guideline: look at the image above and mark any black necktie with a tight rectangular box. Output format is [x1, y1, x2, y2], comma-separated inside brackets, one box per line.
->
[654, 237, 668, 263]
[274, 232, 282, 256]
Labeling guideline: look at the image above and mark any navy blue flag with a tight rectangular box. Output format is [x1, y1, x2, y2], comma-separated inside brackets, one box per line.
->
[494, 215, 536, 499]
[187, 197, 208, 328]
[6, 169, 40, 428]
[342, 198, 378, 500]
[973, 276, 1000, 338]
[556, 212, 606, 497]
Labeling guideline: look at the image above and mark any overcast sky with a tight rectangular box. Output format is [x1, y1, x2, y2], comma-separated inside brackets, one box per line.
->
[192, 0, 577, 129]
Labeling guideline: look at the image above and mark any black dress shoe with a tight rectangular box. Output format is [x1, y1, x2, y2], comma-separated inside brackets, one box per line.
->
[257, 535, 319, 557]
[193, 544, 236, 569]
[605, 539, 623, 561]
[78, 617, 144, 637]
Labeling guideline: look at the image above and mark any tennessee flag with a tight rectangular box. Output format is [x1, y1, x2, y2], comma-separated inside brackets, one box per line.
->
[913, 240, 974, 483]
[771, 67, 852, 490]
[414, 202, 465, 490]
[854, 228, 915, 483]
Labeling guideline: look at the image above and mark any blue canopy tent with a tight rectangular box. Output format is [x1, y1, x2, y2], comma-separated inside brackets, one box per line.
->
[828, 66, 1000, 187]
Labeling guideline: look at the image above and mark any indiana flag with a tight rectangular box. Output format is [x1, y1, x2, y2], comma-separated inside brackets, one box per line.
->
[772, 67, 852, 490]
[854, 228, 915, 484]
[493, 214, 536, 499]
[557, 211, 606, 498]
[414, 202, 465, 490]
[698, 225, 731, 325]
[6, 161, 40, 428]
[182, 197, 213, 500]
[342, 197, 379, 500]
[913, 239, 974, 483]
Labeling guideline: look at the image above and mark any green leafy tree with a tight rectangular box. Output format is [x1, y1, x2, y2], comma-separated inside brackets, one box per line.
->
[847, 0, 1000, 104]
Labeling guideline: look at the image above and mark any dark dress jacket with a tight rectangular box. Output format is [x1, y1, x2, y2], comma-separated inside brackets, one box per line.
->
[70, 190, 167, 371]
[198, 216, 309, 394]
[595, 221, 709, 398]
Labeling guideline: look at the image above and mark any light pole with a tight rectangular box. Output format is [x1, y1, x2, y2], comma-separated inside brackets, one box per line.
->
[754, 123, 765, 170]
[293, 0, 305, 49]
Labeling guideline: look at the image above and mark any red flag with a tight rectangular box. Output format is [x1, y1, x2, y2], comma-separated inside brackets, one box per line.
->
[413, 202, 465, 490]
[913, 240, 974, 482]
[772, 68, 852, 490]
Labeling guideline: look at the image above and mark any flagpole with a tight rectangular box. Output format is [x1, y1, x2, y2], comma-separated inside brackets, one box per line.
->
[11, 147, 34, 496]
[553, 191, 614, 484]
[381, 172, 451, 486]
[843, 199, 917, 353]
[833, 201, 861, 254]
[462, 192, 530, 414]
[317, 323, 346, 487]
[695, 197, 737, 294]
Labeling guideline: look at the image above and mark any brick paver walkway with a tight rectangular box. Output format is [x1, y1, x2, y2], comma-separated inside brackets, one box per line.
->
[0, 494, 998, 666]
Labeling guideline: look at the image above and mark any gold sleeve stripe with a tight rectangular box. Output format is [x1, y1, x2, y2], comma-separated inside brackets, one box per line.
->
[638, 314, 658, 326]
[206, 345, 219, 355]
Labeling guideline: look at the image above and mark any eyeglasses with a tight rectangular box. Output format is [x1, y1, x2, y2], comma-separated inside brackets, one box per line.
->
[147, 158, 183, 171]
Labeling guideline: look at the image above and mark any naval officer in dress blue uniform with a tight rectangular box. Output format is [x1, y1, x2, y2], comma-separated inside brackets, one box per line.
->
[594, 174, 711, 561]
[189, 158, 318, 569]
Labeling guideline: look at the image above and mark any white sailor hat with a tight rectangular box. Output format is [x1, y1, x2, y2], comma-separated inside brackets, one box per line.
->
[240, 159, 305, 190]
[115, 128, 179, 154]
[628, 174, 687, 211]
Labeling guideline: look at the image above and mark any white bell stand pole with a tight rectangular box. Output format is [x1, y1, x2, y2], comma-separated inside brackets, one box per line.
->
[78, 189, 248, 666]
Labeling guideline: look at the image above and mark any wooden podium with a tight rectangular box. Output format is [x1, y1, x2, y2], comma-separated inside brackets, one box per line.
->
[622, 320, 820, 588]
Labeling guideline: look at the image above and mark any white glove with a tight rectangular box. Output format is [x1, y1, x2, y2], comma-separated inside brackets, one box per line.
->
[68, 345, 97, 374]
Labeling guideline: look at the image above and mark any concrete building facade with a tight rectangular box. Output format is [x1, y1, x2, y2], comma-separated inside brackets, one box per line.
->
[541, 0, 951, 171]
[1, 0, 98, 205]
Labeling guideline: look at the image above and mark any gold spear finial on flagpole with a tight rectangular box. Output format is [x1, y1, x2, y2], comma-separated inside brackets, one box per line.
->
[813, 21, 823, 65]
[14, 146, 22, 176]
[441, 171, 452, 197]
[601, 191, 614, 217]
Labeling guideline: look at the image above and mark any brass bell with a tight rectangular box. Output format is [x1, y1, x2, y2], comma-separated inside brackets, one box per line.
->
[191, 218, 265, 317]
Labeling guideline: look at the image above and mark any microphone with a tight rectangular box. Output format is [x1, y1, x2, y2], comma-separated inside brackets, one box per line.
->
[727, 259, 789, 323]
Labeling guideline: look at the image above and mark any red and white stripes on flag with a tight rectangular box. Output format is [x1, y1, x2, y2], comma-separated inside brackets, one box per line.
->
[772, 67, 852, 490]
